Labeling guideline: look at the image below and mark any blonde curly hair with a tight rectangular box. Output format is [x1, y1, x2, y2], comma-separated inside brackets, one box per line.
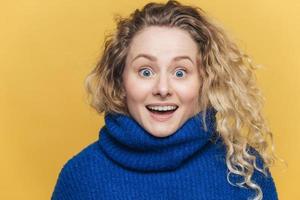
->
[84, 1, 283, 199]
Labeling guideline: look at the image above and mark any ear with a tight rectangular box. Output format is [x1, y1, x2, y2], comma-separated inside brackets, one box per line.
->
[121, 84, 126, 96]
[120, 75, 126, 97]
[120, 85, 126, 98]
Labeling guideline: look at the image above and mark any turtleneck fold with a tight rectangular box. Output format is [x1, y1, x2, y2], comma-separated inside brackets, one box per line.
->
[98, 107, 218, 172]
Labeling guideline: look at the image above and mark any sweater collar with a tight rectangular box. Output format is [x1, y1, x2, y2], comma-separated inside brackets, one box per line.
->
[98, 107, 218, 172]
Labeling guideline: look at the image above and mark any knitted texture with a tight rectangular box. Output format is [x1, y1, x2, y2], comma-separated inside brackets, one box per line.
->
[52, 108, 278, 200]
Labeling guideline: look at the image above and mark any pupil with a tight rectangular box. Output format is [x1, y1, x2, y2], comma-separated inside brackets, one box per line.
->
[143, 70, 150, 76]
[176, 71, 183, 77]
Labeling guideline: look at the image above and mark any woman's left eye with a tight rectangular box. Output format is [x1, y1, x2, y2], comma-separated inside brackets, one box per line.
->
[175, 69, 186, 78]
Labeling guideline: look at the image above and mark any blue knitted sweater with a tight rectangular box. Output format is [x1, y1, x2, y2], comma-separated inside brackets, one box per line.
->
[52, 108, 278, 200]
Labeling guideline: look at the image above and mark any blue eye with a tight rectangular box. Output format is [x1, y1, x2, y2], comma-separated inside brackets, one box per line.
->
[175, 69, 186, 78]
[139, 68, 153, 77]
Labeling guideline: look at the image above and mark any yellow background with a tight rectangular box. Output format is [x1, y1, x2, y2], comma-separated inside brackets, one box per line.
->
[1, 0, 299, 199]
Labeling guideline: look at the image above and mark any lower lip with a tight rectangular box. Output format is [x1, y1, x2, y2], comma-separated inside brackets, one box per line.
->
[148, 109, 177, 122]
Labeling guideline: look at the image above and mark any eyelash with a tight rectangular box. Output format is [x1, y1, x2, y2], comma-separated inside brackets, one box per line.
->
[138, 67, 187, 78]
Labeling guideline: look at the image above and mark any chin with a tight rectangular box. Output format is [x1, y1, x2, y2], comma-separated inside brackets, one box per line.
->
[149, 131, 173, 138]
[147, 125, 177, 138]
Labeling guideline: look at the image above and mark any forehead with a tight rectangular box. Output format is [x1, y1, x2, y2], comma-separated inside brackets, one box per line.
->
[126, 26, 199, 62]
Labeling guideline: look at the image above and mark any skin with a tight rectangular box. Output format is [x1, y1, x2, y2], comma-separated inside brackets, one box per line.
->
[122, 26, 202, 138]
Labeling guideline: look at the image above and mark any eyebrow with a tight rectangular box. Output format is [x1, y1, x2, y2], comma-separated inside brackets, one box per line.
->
[131, 53, 195, 65]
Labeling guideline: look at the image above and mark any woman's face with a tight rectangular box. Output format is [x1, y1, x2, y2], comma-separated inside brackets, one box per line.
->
[122, 26, 202, 138]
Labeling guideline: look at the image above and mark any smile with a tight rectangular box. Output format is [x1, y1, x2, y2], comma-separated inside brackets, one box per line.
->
[145, 105, 179, 122]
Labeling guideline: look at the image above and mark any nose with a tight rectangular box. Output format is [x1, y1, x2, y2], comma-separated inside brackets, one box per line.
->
[152, 73, 172, 98]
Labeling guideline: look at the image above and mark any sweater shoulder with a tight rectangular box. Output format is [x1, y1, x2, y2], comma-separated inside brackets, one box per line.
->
[51, 141, 104, 200]
[69, 141, 102, 163]
[59, 140, 104, 176]
[250, 147, 279, 200]
[209, 141, 278, 200]
[60, 141, 102, 171]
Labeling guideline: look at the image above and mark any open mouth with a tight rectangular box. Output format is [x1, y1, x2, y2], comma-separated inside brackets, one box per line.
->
[145, 105, 179, 115]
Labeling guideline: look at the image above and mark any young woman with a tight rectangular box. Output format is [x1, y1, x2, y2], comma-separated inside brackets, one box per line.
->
[52, 1, 279, 199]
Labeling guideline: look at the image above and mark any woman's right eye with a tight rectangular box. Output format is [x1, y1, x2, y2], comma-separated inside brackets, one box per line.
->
[138, 68, 154, 77]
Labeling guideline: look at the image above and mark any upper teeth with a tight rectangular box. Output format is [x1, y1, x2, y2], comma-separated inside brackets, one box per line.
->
[147, 105, 177, 111]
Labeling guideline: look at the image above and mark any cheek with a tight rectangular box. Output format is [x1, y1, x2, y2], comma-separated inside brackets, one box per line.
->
[124, 77, 153, 104]
[174, 80, 200, 103]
